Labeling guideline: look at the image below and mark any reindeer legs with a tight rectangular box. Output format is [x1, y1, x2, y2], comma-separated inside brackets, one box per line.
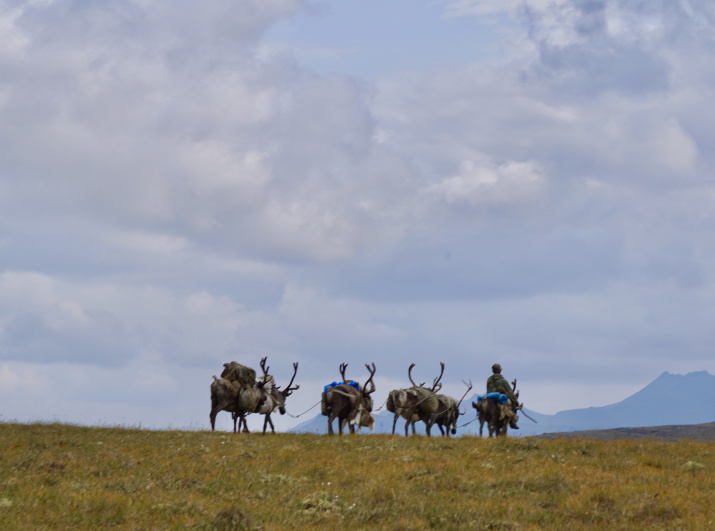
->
[263, 413, 276, 434]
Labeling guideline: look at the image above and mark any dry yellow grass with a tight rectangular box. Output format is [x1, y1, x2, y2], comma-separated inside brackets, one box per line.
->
[1, 423, 713, 529]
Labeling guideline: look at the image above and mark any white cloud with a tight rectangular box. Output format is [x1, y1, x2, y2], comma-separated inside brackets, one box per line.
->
[444, 0, 568, 18]
[424, 159, 544, 206]
[1, 0, 713, 429]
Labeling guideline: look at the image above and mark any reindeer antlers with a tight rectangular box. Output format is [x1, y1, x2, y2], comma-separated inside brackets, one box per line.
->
[260, 357, 269, 376]
[339, 363, 349, 383]
[408, 363, 444, 390]
[408, 363, 417, 387]
[407, 363, 419, 387]
[364, 363, 376, 394]
[283, 362, 300, 396]
[456, 379, 473, 410]
[430, 362, 445, 392]
[511, 379, 519, 400]
[407, 363, 425, 388]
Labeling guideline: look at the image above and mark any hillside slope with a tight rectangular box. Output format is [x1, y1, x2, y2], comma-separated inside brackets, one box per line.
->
[536, 421, 715, 441]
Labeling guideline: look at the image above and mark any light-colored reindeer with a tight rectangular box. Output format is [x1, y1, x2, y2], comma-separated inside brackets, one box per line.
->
[386, 362, 445, 436]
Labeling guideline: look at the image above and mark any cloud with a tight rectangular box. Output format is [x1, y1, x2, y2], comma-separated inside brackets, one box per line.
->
[424, 159, 544, 206]
[444, 0, 568, 18]
[1, 0, 713, 428]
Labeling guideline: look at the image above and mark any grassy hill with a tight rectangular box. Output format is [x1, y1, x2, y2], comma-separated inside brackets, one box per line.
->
[1, 422, 714, 529]
[536, 422, 715, 442]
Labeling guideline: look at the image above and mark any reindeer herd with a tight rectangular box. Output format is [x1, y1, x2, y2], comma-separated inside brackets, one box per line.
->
[210, 359, 524, 437]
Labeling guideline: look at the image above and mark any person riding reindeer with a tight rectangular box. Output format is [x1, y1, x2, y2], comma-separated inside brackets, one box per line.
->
[486, 363, 519, 430]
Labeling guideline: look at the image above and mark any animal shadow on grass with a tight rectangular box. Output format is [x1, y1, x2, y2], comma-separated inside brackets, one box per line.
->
[211, 507, 258, 530]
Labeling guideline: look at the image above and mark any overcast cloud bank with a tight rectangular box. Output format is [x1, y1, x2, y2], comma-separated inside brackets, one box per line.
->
[1, 0, 713, 432]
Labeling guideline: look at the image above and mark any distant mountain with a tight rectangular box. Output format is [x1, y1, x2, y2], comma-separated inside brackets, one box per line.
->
[290, 371, 715, 437]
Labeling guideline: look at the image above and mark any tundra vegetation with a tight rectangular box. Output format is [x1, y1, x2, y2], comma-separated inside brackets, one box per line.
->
[2, 423, 713, 529]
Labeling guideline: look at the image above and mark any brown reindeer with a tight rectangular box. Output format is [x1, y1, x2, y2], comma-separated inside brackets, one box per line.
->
[472, 398, 507, 437]
[322, 363, 377, 435]
[386, 363, 444, 436]
[472, 379, 522, 437]
[430, 380, 472, 437]
[209, 376, 244, 432]
[210, 360, 260, 432]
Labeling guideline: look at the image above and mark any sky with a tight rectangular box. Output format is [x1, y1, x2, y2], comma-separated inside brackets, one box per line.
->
[1, 0, 713, 433]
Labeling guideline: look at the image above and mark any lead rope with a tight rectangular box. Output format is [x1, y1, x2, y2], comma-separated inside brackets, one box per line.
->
[372, 396, 388, 412]
[286, 399, 322, 418]
[457, 416, 480, 429]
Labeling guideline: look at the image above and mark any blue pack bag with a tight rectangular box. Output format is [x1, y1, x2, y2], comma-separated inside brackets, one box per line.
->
[324, 380, 361, 394]
[477, 392, 509, 404]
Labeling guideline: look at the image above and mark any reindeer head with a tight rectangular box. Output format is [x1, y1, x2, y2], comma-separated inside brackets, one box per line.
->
[267, 362, 299, 415]
[447, 403, 460, 435]
[350, 363, 377, 428]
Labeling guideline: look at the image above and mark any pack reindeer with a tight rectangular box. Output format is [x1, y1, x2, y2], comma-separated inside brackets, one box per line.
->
[210, 376, 247, 433]
[255, 359, 300, 434]
[431, 380, 473, 437]
[472, 378, 522, 437]
[386, 362, 445, 436]
[322, 363, 377, 435]
[209, 358, 266, 433]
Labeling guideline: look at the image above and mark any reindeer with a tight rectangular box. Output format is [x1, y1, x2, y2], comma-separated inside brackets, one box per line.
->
[386, 363, 444, 436]
[322, 363, 377, 435]
[210, 360, 260, 432]
[430, 380, 473, 437]
[472, 379, 522, 437]
[233, 357, 294, 434]
[210, 376, 245, 432]
[256, 361, 300, 434]
[210, 363, 266, 433]
[229, 358, 272, 433]
[472, 398, 507, 437]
